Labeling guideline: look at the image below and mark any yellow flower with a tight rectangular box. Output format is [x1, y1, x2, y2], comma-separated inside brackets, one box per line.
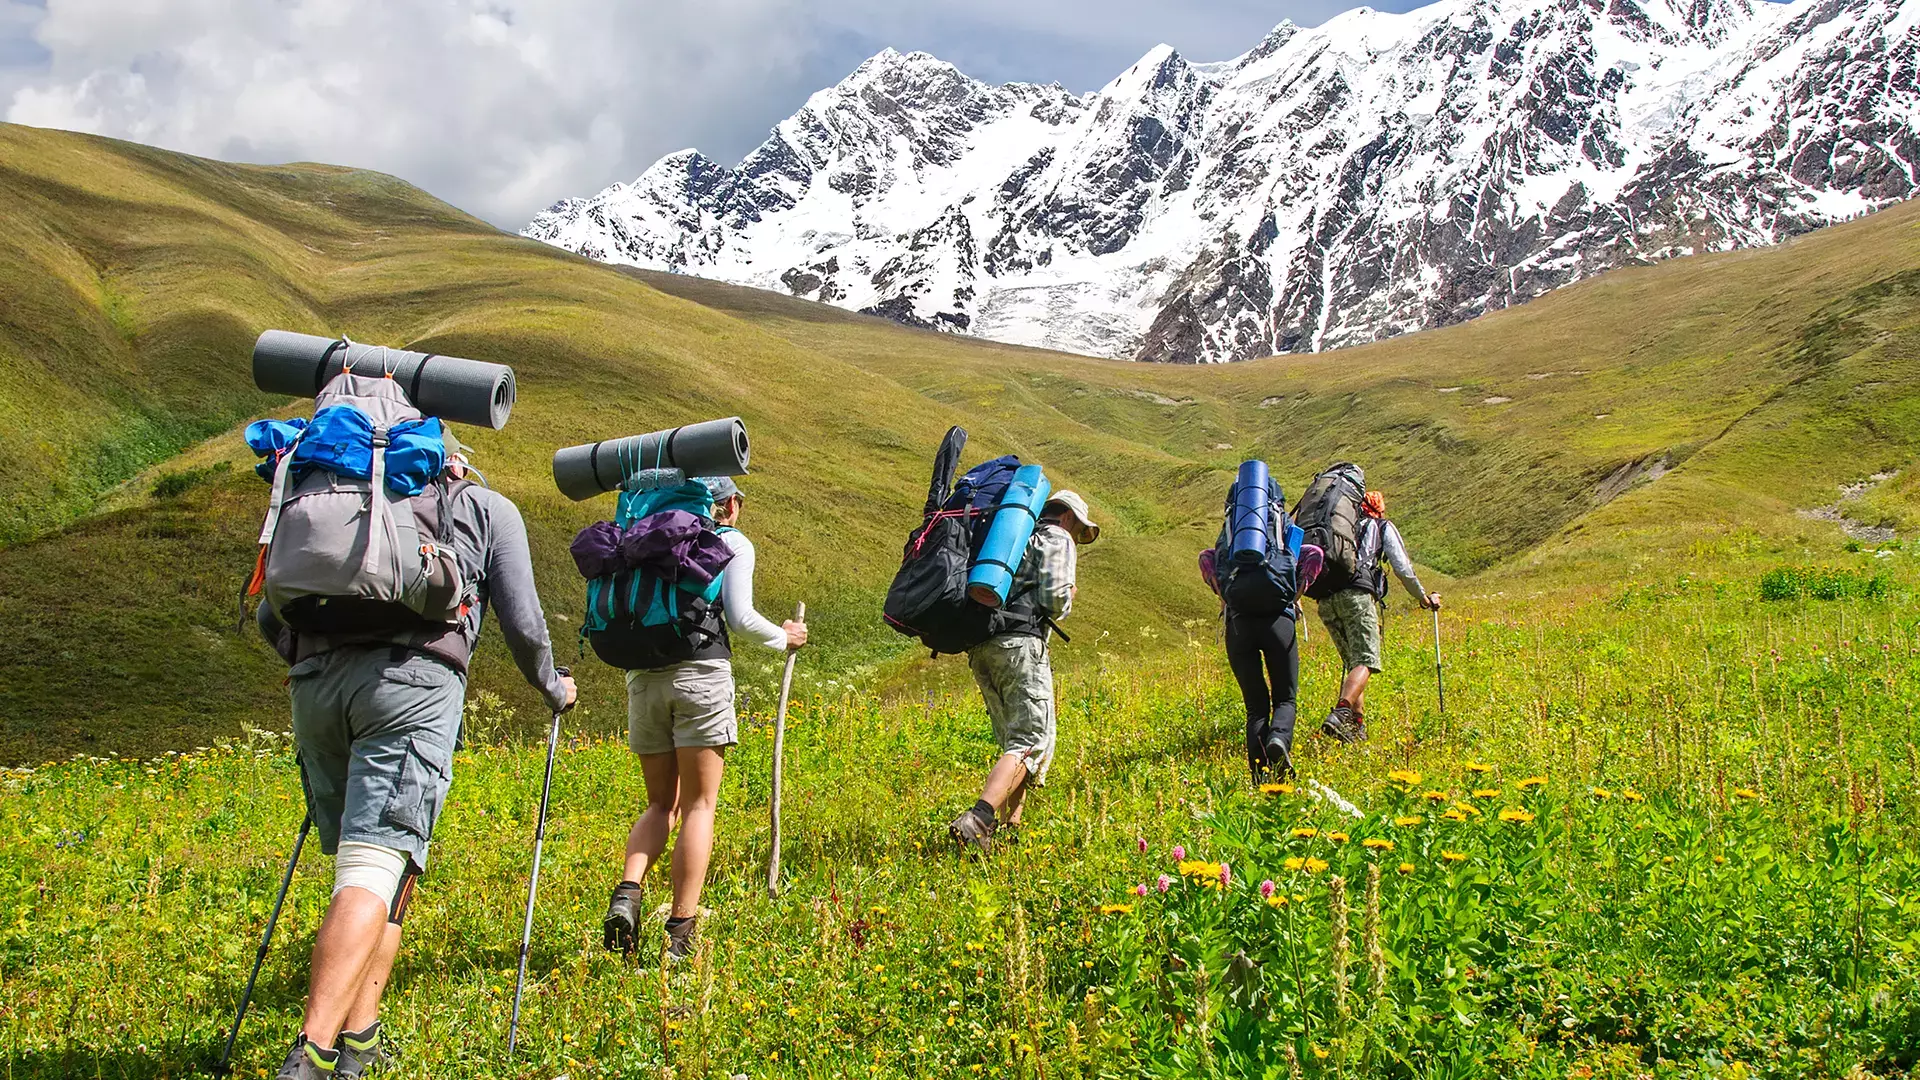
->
[1393, 815, 1423, 827]
[1442, 808, 1468, 822]
[1259, 782, 1296, 794]
[1362, 838, 1395, 851]
[1731, 788, 1760, 800]
[1098, 903, 1135, 915]
[1178, 859, 1225, 881]
[1623, 789, 1645, 802]
[1312, 1045, 1329, 1060]
[1661, 855, 1675, 865]
[1440, 850, 1466, 862]
[1498, 808, 1535, 824]
[1713, 855, 1727, 865]
[1327, 831, 1350, 843]
[1590, 786, 1613, 800]
[1423, 789, 1451, 802]
[1396, 862, 1415, 875]
[1304, 857, 1330, 873]
[1266, 894, 1289, 909]
[1472, 788, 1502, 799]
[1453, 801, 1482, 816]
[1283, 856, 1305, 871]
[1464, 762, 1493, 774]
[1388, 769, 1423, 787]
[1291, 828, 1319, 839]
[1517, 775, 1547, 790]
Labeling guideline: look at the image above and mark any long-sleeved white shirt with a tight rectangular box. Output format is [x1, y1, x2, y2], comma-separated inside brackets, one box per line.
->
[719, 529, 789, 652]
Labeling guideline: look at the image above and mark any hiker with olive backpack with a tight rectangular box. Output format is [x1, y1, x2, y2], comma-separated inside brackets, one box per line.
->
[247, 374, 575, 1080]
[1293, 463, 1440, 743]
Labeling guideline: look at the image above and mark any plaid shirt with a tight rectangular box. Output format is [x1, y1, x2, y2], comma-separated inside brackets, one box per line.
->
[1011, 521, 1077, 619]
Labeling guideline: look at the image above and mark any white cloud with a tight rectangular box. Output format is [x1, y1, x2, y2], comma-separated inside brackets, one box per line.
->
[1, 0, 1381, 227]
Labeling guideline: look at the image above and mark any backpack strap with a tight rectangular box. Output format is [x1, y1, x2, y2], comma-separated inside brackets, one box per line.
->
[255, 432, 307, 547]
[361, 427, 398, 577]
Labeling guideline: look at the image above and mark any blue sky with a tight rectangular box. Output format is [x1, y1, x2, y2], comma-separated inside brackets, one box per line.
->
[0, 0, 1416, 226]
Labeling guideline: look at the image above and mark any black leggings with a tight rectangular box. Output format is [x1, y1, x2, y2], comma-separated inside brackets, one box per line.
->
[1225, 610, 1298, 779]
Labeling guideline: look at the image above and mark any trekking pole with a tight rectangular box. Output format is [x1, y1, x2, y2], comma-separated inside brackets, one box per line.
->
[767, 601, 805, 898]
[508, 667, 571, 1059]
[213, 814, 311, 1076]
[1431, 605, 1446, 714]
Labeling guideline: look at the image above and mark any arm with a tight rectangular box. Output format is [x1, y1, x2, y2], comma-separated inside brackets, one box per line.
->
[1379, 521, 1428, 603]
[719, 530, 790, 652]
[1032, 525, 1077, 619]
[477, 491, 571, 711]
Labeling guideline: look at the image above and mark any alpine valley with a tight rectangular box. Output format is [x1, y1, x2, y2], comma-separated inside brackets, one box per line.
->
[525, 0, 1920, 363]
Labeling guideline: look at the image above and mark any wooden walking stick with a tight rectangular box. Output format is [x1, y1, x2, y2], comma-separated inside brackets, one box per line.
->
[767, 601, 804, 898]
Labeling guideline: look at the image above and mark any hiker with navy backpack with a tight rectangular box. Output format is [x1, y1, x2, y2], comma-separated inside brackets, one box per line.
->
[1293, 464, 1440, 743]
[1199, 461, 1325, 782]
[881, 427, 1097, 853]
[593, 475, 807, 962]
[246, 369, 576, 1080]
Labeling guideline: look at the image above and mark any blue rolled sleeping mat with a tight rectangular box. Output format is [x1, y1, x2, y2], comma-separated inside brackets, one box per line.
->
[966, 464, 1051, 608]
[1226, 459, 1274, 564]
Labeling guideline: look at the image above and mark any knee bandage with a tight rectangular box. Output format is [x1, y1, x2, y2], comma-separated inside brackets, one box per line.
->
[335, 842, 409, 909]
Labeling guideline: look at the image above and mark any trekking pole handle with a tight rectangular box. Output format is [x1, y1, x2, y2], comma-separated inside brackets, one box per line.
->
[554, 664, 574, 714]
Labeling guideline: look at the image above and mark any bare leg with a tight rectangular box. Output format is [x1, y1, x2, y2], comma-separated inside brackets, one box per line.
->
[1000, 770, 1035, 826]
[341, 920, 402, 1033]
[979, 752, 1030, 819]
[668, 746, 727, 919]
[622, 752, 681, 884]
[299, 887, 390, 1048]
[1340, 665, 1372, 714]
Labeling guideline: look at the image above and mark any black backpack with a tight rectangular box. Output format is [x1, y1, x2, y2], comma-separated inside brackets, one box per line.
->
[1218, 476, 1302, 616]
[1293, 463, 1367, 599]
[882, 428, 1037, 655]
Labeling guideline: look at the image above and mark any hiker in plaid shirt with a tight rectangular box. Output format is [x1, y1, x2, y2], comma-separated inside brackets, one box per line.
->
[948, 491, 1099, 852]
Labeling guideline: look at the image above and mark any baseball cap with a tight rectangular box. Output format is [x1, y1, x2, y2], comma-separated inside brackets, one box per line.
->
[1043, 490, 1099, 544]
[699, 476, 743, 501]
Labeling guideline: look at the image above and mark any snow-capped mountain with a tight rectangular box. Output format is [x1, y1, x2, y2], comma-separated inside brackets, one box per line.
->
[526, 0, 1920, 362]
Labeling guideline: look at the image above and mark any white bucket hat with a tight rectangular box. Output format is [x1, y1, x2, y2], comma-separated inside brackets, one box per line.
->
[1044, 490, 1100, 544]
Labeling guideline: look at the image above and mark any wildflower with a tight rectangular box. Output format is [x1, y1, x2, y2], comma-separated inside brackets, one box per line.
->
[1396, 862, 1415, 875]
[1267, 893, 1289, 909]
[1362, 838, 1395, 851]
[1423, 789, 1451, 802]
[1442, 809, 1468, 822]
[1259, 879, 1276, 899]
[1134, 884, 1149, 897]
[1388, 769, 1423, 787]
[1172, 845, 1186, 861]
[1440, 850, 1466, 862]
[1312, 1044, 1329, 1060]
[1157, 874, 1172, 893]
[1283, 857, 1305, 871]
[1623, 789, 1645, 802]
[1732, 788, 1760, 800]
[1498, 808, 1535, 824]
[1393, 815, 1423, 827]
[1305, 857, 1329, 873]
[1464, 762, 1493, 774]
[1590, 786, 1613, 800]
[1259, 782, 1296, 794]
[1291, 827, 1319, 839]
[1179, 859, 1225, 888]
[1098, 903, 1135, 915]
[1517, 775, 1547, 790]
[1136, 836, 1148, 853]
[1661, 856, 1675, 865]
[1713, 855, 1727, 865]
[1453, 801, 1482, 816]
[1472, 788, 1501, 799]
[1219, 862, 1233, 887]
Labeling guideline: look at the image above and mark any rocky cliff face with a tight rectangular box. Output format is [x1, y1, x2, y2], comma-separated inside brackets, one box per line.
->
[526, 0, 1920, 362]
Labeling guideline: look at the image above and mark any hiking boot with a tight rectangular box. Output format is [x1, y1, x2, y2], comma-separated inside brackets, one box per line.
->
[1264, 736, 1296, 780]
[276, 1035, 339, 1079]
[604, 882, 642, 955]
[664, 916, 698, 963]
[1320, 704, 1366, 744]
[334, 1022, 393, 1079]
[947, 808, 995, 855]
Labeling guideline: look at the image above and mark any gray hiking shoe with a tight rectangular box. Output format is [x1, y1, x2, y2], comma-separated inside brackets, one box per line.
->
[276, 1036, 339, 1079]
[1320, 705, 1366, 744]
[336, 1026, 394, 1078]
[604, 883, 642, 955]
[664, 916, 698, 963]
[947, 808, 994, 854]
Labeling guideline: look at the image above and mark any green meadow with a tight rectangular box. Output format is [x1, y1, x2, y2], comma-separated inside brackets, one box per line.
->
[0, 123, 1918, 1077]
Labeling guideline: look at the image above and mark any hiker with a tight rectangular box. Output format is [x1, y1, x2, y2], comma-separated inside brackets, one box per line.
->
[257, 437, 577, 1080]
[947, 491, 1098, 852]
[601, 476, 807, 961]
[1203, 538, 1324, 782]
[1297, 465, 1439, 743]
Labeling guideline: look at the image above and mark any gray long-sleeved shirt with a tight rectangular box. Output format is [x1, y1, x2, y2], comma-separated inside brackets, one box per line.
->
[260, 481, 569, 711]
[1374, 518, 1426, 602]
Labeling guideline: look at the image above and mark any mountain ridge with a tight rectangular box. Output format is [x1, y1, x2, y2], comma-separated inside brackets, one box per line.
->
[526, 0, 1918, 362]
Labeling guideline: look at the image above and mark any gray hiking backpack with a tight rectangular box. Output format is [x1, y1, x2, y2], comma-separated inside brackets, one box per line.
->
[250, 372, 470, 635]
[1293, 462, 1368, 600]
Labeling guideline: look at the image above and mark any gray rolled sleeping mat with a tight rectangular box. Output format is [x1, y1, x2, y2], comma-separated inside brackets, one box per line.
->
[252, 329, 516, 430]
[552, 418, 750, 501]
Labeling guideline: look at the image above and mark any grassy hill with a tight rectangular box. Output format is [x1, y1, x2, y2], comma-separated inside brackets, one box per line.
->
[1, 121, 1917, 764]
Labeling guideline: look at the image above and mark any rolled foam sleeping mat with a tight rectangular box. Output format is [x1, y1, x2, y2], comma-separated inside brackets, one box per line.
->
[1227, 459, 1274, 565]
[252, 330, 516, 430]
[967, 464, 1051, 608]
[551, 417, 750, 502]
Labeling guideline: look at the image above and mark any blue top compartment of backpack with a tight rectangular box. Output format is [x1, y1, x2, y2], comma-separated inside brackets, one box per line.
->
[245, 406, 446, 496]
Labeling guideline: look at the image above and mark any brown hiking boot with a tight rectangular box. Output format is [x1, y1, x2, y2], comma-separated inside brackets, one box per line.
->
[1320, 703, 1366, 744]
[947, 808, 994, 854]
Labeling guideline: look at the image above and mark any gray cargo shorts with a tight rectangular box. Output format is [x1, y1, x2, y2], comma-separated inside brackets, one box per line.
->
[967, 635, 1057, 784]
[626, 659, 738, 756]
[289, 647, 467, 873]
[1317, 587, 1383, 673]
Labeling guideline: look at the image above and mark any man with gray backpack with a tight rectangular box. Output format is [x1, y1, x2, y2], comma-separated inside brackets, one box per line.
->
[248, 372, 575, 1080]
[1293, 463, 1440, 743]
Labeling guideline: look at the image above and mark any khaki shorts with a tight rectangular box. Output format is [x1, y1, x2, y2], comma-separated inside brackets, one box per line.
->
[626, 659, 738, 756]
[966, 635, 1056, 784]
[1317, 587, 1383, 673]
